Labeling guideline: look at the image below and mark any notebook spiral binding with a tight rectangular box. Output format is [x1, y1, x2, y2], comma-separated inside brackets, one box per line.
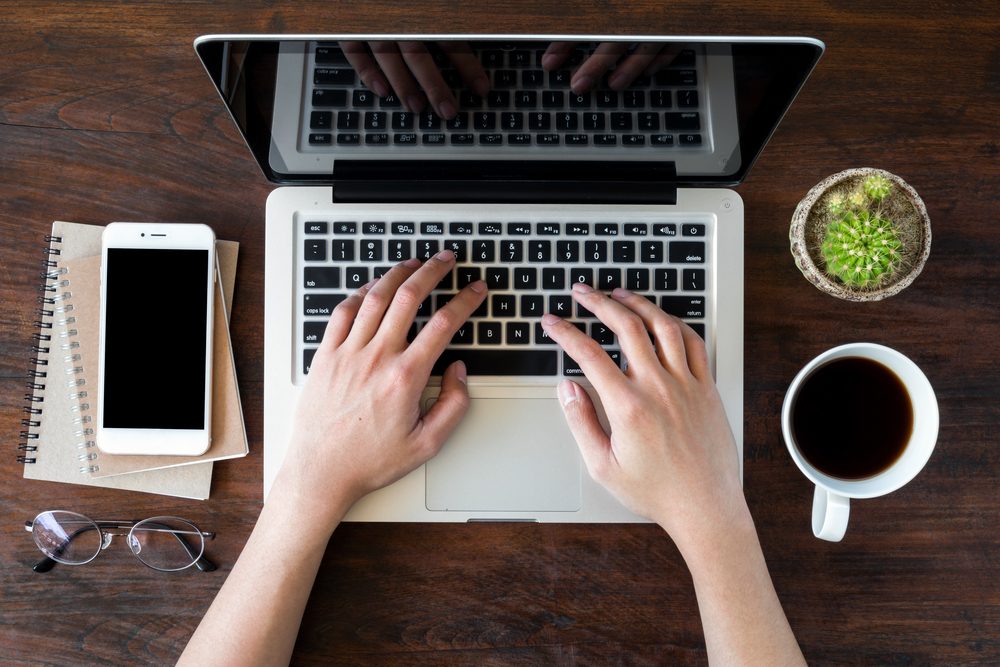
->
[18, 234, 97, 469]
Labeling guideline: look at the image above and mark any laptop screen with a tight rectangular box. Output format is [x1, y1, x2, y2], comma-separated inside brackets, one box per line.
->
[195, 36, 822, 187]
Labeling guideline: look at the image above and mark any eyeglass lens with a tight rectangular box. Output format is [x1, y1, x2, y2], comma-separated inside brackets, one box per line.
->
[129, 516, 205, 571]
[31, 511, 102, 565]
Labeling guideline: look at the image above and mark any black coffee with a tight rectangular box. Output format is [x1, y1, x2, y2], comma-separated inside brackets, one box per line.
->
[791, 357, 913, 480]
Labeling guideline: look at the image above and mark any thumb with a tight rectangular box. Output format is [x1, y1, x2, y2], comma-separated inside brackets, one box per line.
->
[416, 360, 471, 457]
[557, 380, 612, 480]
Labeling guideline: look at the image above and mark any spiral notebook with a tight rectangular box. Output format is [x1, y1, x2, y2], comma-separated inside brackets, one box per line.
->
[19, 221, 246, 499]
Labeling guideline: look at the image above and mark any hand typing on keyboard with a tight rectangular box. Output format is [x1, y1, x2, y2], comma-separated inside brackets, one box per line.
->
[279, 250, 487, 515]
[541, 42, 684, 93]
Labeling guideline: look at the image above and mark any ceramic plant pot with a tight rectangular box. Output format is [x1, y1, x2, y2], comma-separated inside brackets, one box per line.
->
[789, 168, 931, 301]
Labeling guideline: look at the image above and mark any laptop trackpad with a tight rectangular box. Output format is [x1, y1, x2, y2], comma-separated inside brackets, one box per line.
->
[425, 397, 582, 512]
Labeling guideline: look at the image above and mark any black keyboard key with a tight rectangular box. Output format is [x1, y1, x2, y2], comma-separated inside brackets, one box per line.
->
[472, 240, 495, 262]
[492, 293, 515, 316]
[315, 45, 347, 65]
[506, 322, 531, 345]
[683, 224, 706, 236]
[304, 267, 339, 288]
[352, 90, 376, 107]
[310, 111, 332, 130]
[451, 323, 473, 345]
[679, 133, 703, 146]
[336, 133, 360, 145]
[570, 267, 594, 287]
[478, 222, 503, 235]
[623, 135, 645, 146]
[661, 296, 706, 319]
[537, 222, 561, 235]
[653, 223, 677, 236]
[595, 90, 618, 107]
[420, 112, 441, 130]
[591, 322, 615, 345]
[460, 91, 483, 108]
[638, 112, 660, 131]
[362, 221, 386, 235]
[542, 267, 565, 290]
[303, 293, 344, 316]
[542, 91, 566, 107]
[528, 240, 551, 262]
[514, 268, 538, 290]
[449, 222, 473, 235]
[670, 242, 706, 263]
[536, 134, 560, 145]
[569, 92, 591, 108]
[446, 113, 469, 130]
[379, 94, 402, 108]
[494, 70, 517, 88]
[521, 294, 544, 316]
[594, 134, 618, 146]
[514, 91, 537, 108]
[479, 133, 503, 145]
[344, 267, 369, 288]
[365, 133, 389, 146]
[556, 240, 580, 262]
[304, 239, 326, 261]
[624, 90, 646, 108]
[507, 222, 532, 235]
[304, 348, 317, 375]
[550, 70, 571, 88]
[612, 241, 635, 263]
[478, 322, 502, 344]
[683, 269, 705, 291]
[388, 240, 411, 261]
[304, 221, 328, 235]
[626, 268, 650, 291]
[655, 268, 678, 291]
[486, 267, 509, 290]
[565, 134, 588, 145]
[431, 349, 558, 376]
[598, 268, 621, 290]
[595, 223, 618, 236]
[444, 240, 467, 261]
[652, 134, 675, 146]
[521, 70, 544, 87]
[474, 111, 496, 130]
[391, 222, 415, 235]
[393, 133, 418, 145]
[457, 266, 481, 288]
[689, 323, 706, 339]
[501, 112, 524, 131]
[364, 112, 386, 131]
[641, 241, 664, 263]
[611, 112, 632, 131]
[677, 90, 699, 108]
[528, 112, 551, 130]
[650, 90, 672, 108]
[487, 91, 511, 108]
[392, 112, 415, 130]
[314, 68, 354, 85]
[624, 223, 648, 236]
[416, 240, 440, 260]
[373, 265, 393, 279]
[535, 323, 557, 345]
[585, 241, 608, 263]
[303, 321, 327, 344]
[337, 111, 359, 129]
[420, 222, 444, 235]
[548, 295, 572, 317]
[312, 89, 347, 107]
[583, 112, 605, 131]
[665, 112, 701, 131]
[556, 112, 578, 131]
[451, 134, 474, 145]
[508, 133, 532, 145]
[500, 240, 524, 262]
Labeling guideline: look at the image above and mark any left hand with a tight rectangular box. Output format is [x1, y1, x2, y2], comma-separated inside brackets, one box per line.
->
[275, 251, 487, 523]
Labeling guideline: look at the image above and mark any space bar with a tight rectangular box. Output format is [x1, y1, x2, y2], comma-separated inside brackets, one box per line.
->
[431, 349, 558, 376]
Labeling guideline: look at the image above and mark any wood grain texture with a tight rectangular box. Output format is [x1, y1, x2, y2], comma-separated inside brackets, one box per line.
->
[1, 1, 998, 665]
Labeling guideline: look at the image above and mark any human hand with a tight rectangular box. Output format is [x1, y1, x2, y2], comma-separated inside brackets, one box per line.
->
[541, 41, 682, 94]
[276, 252, 487, 523]
[340, 41, 490, 118]
[542, 284, 749, 550]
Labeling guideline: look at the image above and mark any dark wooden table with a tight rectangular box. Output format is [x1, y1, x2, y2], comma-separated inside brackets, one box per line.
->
[2, 2, 997, 665]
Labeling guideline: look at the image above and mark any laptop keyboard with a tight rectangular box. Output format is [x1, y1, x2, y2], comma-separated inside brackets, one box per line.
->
[298, 212, 711, 380]
[304, 41, 704, 151]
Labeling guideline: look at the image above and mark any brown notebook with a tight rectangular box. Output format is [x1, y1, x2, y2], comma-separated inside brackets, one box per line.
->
[19, 221, 247, 499]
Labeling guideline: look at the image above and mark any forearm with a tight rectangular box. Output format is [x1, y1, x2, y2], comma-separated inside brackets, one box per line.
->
[178, 479, 352, 667]
[675, 512, 805, 667]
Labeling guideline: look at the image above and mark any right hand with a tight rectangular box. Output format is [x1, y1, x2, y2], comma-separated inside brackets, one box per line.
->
[542, 284, 750, 550]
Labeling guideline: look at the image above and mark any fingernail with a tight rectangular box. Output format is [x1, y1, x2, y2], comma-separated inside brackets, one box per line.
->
[438, 99, 457, 119]
[370, 78, 389, 98]
[435, 249, 455, 261]
[572, 282, 594, 294]
[542, 313, 561, 326]
[612, 287, 632, 299]
[468, 280, 486, 294]
[455, 360, 467, 384]
[402, 258, 421, 268]
[558, 379, 580, 406]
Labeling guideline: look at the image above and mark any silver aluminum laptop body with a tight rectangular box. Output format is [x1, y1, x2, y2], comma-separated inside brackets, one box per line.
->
[194, 34, 824, 521]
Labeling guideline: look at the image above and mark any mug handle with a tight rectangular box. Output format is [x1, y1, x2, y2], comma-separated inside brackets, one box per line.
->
[812, 486, 850, 542]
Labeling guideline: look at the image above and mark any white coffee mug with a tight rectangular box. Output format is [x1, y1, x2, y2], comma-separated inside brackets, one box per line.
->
[781, 343, 939, 542]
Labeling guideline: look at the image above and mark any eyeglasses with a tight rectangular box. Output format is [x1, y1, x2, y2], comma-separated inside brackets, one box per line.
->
[25, 510, 217, 573]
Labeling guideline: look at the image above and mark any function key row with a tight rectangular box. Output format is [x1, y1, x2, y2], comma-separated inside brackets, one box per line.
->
[310, 132, 701, 147]
[303, 221, 706, 237]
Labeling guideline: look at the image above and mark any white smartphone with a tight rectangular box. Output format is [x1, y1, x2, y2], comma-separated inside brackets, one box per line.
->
[96, 222, 216, 456]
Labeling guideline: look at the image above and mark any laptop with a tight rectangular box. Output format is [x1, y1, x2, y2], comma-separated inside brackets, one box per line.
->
[194, 34, 824, 521]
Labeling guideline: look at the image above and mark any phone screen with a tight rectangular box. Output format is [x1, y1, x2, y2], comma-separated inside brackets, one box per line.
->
[102, 248, 210, 429]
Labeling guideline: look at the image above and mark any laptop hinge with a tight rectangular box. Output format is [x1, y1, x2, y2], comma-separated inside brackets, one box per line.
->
[331, 160, 677, 205]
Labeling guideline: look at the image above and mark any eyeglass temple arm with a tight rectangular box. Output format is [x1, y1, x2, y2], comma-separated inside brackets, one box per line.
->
[25, 520, 217, 573]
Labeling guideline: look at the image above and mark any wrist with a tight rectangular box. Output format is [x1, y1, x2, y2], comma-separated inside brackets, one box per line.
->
[267, 470, 358, 544]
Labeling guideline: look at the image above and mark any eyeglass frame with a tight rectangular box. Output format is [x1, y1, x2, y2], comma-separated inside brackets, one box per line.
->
[24, 510, 217, 573]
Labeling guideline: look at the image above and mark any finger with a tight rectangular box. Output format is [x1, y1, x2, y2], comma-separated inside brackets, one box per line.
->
[607, 43, 663, 90]
[340, 41, 390, 97]
[609, 287, 691, 376]
[322, 278, 376, 349]
[440, 41, 490, 97]
[399, 41, 458, 118]
[377, 250, 459, 347]
[571, 42, 628, 93]
[568, 283, 661, 375]
[676, 318, 712, 382]
[369, 41, 425, 112]
[557, 379, 614, 482]
[541, 313, 629, 395]
[412, 361, 470, 459]
[406, 280, 488, 374]
[540, 41, 574, 70]
[344, 258, 422, 348]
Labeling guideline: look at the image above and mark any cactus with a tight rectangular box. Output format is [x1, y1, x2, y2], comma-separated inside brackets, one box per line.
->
[821, 175, 902, 288]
